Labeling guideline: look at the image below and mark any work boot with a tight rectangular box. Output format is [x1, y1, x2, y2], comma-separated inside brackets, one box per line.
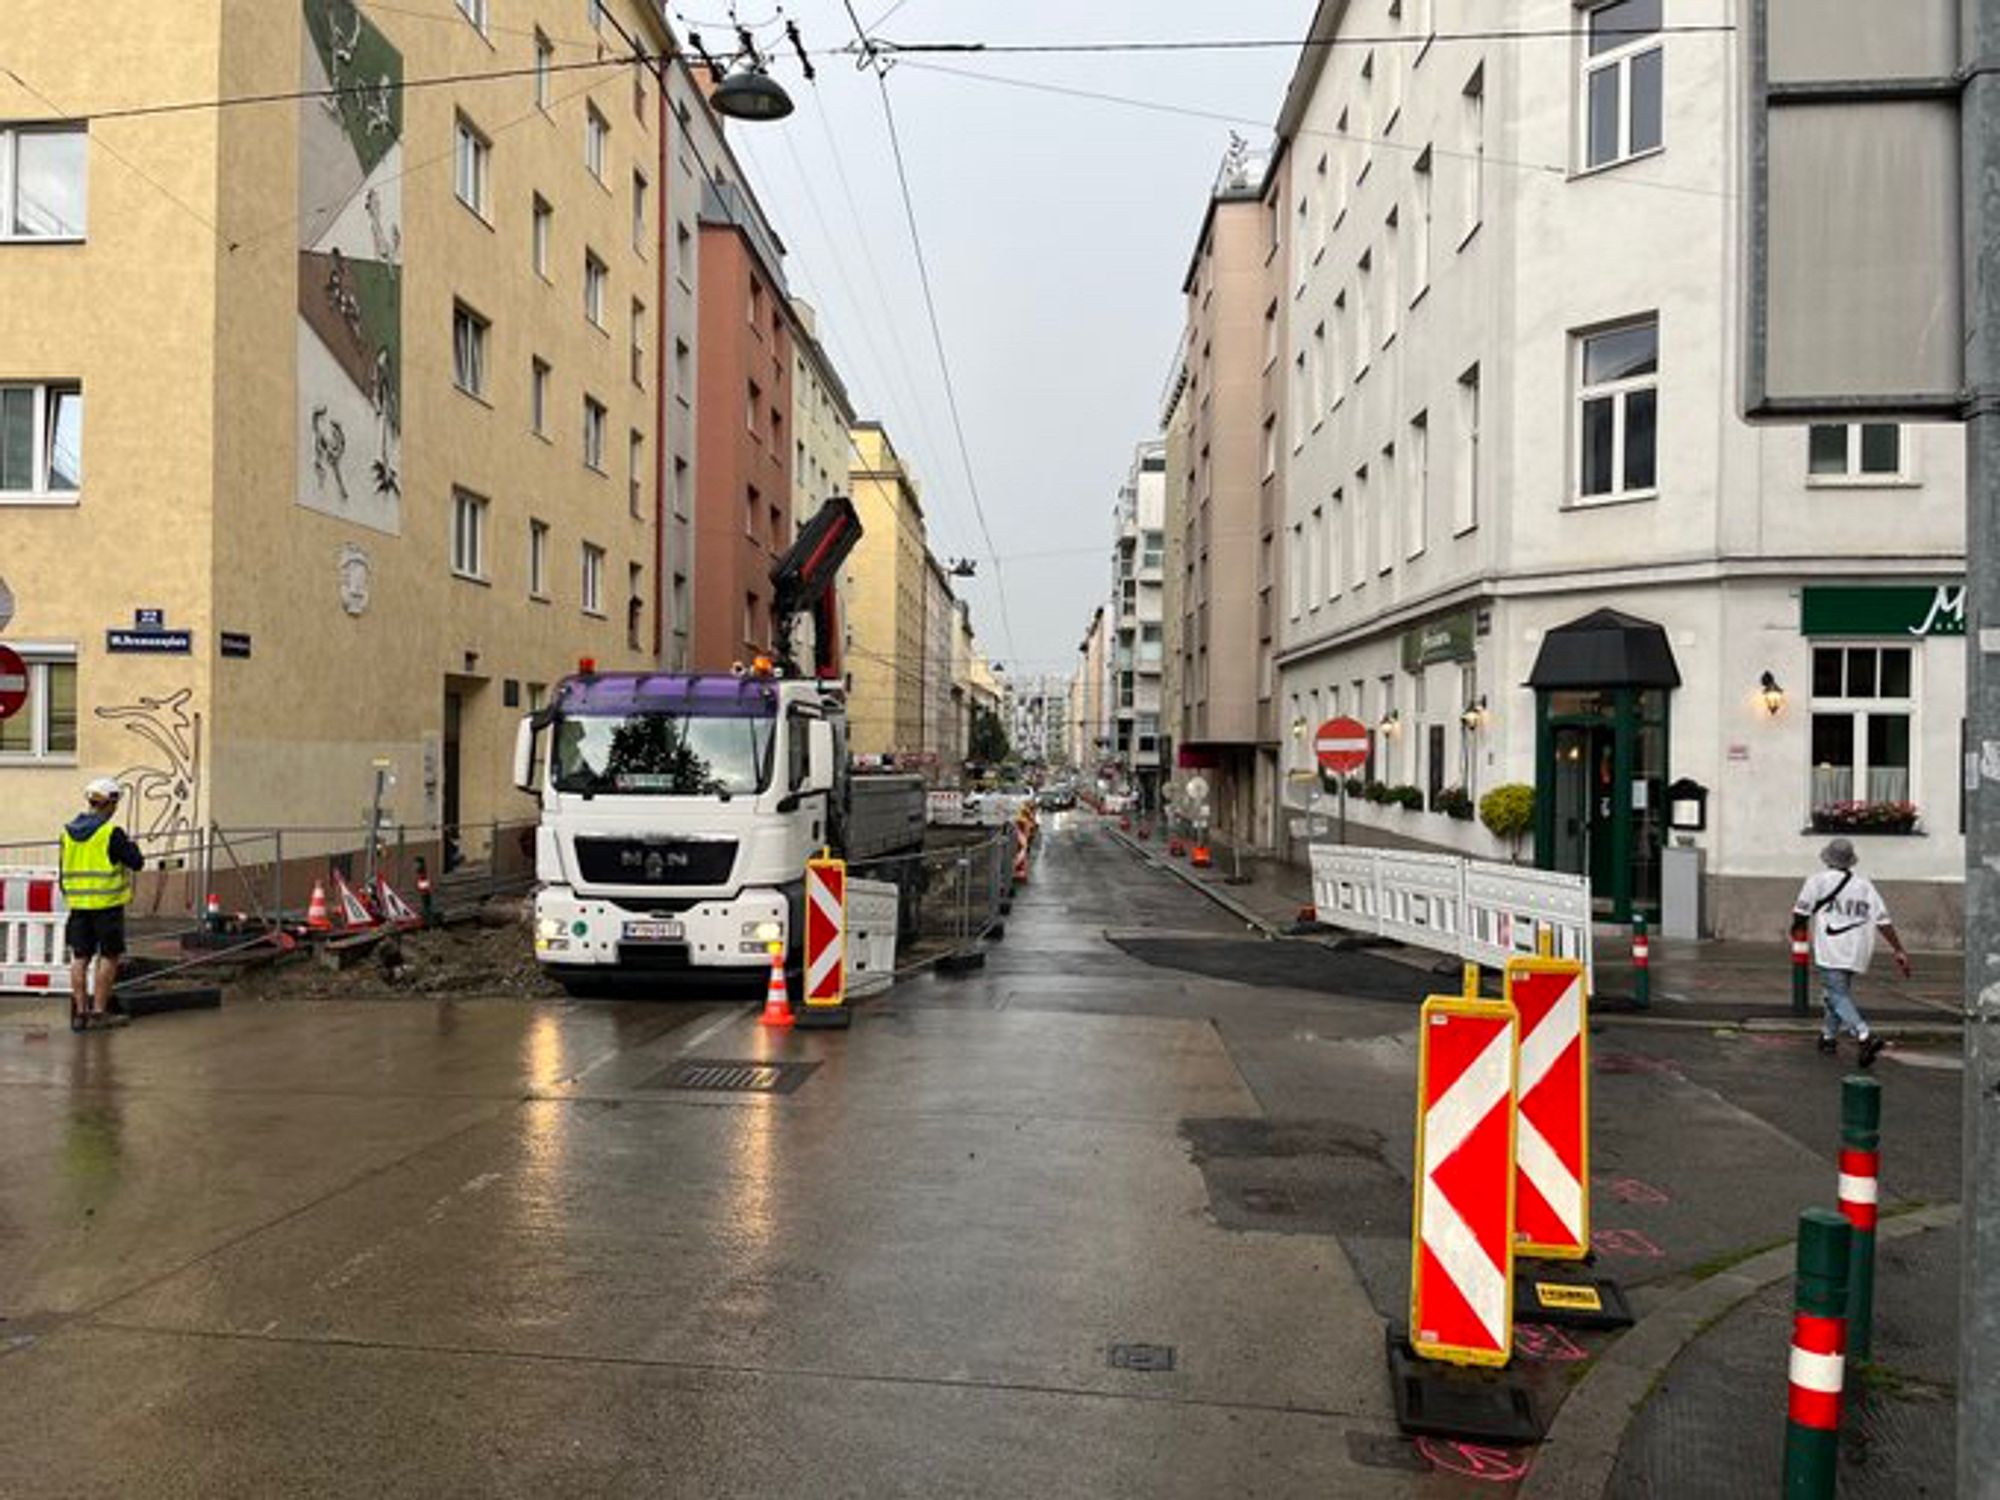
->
[1817, 1035, 1837, 1055]
[1858, 1035, 1884, 1068]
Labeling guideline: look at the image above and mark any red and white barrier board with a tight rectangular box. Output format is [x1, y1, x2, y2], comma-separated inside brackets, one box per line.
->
[1410, 995, 1520, 1368]
[1505, 958, 1591, 1261]
[0, 869, 66, 994]
[804, 856, 847, 1010]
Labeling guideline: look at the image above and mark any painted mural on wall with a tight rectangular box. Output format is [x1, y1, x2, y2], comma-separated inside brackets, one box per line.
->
[95, 689, 202, 846]
[298, 0, 403, 534]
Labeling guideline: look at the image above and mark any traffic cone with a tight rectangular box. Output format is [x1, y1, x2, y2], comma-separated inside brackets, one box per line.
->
[759, 944, 794, 1028]
[203, 891, 224, 934]
[305, 880, 331, 931]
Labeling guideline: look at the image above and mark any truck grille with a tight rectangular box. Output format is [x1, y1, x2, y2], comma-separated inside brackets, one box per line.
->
[573, 838, 737, 887]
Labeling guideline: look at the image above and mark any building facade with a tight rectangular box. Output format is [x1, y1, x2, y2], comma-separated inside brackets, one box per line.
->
[1112, 442, 1169, 808]
[1009, 675, 1070, 767]
[1269, 0, 1965, 940]
[1070, 606, 1113, 776]
[0, 0, 668, 850]
[846, 422, 927, 760]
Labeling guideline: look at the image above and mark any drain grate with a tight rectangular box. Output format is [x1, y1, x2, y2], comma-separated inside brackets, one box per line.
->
[1108, 1343, 1177, 1372]
[640, 1059, 820, 1094]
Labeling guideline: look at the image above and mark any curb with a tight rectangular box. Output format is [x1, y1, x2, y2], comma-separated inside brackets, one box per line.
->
[1104, 826, 1286, 937]
[1517, 1201, 1962, 1500]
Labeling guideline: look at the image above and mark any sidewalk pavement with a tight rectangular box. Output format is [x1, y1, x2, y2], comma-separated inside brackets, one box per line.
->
[1108, 823, 1964, 1028]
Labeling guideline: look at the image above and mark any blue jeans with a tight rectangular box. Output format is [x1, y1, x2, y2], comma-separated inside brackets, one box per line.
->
[1819, 967, 1870, 1040]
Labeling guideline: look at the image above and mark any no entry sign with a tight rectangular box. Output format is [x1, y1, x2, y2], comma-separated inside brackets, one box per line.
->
[1315, 716, 1370, 774]
[0, 645, 27, 722]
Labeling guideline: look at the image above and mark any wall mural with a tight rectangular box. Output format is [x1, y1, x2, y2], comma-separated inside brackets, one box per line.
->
[95, 689, 202, 846]
[298, 0, 403, 534]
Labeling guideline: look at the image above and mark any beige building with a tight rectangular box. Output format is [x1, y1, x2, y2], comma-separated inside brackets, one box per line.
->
[0, 0, 665, 853]
[790, 300, 854, 529]
[845, 421, 927, 760]
[1070, 606, 1112, 773]
[1160, 336, 1194, 792]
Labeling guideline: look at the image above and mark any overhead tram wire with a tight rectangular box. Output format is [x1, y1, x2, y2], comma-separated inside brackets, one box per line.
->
[844, 23, 1735, 58]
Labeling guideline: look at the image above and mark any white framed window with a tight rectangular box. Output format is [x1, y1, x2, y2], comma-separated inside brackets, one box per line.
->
[1459, 65, 1484, 245]
[1811, 644, 1914, 810]
[1809, 423, 1906, 484]
[628, 429, 644, 517]
[531, 195, 551, 279]
[582, 396, 607, 471]
[1331, 292, 1348, 407]
[451, 302, 488, 398]
[585, 104, 609, 182]
[1376, 443, 1397, 573]
[1310, 322, 1328, 419]
[1262, 301, 1279, 371]
[1306, 505, 1324, 606]
[534, 30, 554, 110]
[632, 170, 649, 253]
[0, 650, 77, 761]
[1575, 317, 1659, 502]
[531, 357, 550, 436]
[1409, 147, 1432, 303]
[1381, 211, 1399, 346]
[456, 0, 488, 35]
[451, 489, 489, 579]
[1582, 0, 1664, 171]
[1326, 488, 1343, 601]
[628, 562, 645, 648]
[1353, 255, 1372, 378]
[1261, 416, 1277, 480]
[584, 250, 607, 327]
[1406, 411, 1428, 559]
[1, 125, 88, 240]
[0, 381, 83, 500]
[453, 114, 490, 217]
[1291, 350, 1308, 449]
[1288, 522, 1305, 621]
[529, 519, 550, 598]
[1455, 363, 1480, 534]
[1350, 464, 1370, 589]
[630, 298, 645, 385]
[581, 542, 605, 616]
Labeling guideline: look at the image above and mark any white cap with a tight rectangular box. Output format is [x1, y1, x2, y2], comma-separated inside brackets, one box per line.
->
[84, 777, 122, 803]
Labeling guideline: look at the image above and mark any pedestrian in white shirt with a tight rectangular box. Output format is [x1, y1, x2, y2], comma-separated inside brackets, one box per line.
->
[1790, 838, 1911, 1068]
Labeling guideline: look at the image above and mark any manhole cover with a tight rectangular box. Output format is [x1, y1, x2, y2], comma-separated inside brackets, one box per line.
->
[1108, 1343, 1177, 1372]
[640, 1059, 819, 1094]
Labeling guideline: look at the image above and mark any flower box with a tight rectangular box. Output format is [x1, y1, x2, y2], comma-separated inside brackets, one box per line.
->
[1810, 799, 1919, 835]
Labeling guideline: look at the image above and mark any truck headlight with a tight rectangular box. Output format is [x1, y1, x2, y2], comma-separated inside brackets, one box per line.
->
[537, 917, 563, 940]
[742, 920, 783, 942]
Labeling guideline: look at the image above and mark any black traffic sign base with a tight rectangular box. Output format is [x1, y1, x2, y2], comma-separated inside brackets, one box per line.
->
[1385, 1326, 1542, 1445]
[1514, 1265, 1636, 1330]
[936, 950, 986, 975]
[792, 1006, 852, 1031]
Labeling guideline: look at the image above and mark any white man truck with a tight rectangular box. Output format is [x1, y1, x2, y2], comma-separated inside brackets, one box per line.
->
[513, 497, 925, 998]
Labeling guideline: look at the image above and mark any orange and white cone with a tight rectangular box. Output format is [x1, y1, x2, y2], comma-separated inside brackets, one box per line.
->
[759, 944, 794, 1028]
[305, 880, 331, 931]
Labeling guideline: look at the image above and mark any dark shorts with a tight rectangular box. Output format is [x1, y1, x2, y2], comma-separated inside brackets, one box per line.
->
[65, 907, 127, 960]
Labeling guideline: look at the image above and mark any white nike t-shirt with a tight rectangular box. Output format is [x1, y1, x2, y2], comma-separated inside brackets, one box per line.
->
[1793, 869, 1891, 972]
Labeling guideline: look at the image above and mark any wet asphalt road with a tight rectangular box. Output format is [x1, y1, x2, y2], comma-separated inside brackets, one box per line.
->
[0, 817, 1963, 1497]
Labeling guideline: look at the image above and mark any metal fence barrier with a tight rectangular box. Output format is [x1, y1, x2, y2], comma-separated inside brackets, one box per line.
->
[1308, 843, 1594, 982]
[851, 828, 1015, 975]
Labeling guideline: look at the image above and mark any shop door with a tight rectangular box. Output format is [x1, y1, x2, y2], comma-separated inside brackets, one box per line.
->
[442, 690, 464, 868]
[1550, 722, 1618, 904]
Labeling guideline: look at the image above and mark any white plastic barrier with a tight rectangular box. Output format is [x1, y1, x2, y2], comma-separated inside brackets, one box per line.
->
[926, 792, 972, 827]
[0, 869, 67, 994]
[846, 877, 900, 998]
[1307, 844, 1593, 984]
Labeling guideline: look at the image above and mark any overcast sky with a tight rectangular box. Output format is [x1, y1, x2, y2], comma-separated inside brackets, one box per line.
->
[713, 0, 1317, 687]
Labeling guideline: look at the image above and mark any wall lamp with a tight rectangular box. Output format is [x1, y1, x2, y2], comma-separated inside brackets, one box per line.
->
[1290, 715, 1308, 738]
[1759, 671, 1786, 717]
[1460, 695, 1489, 731]
[1378, 708, 1402, 735]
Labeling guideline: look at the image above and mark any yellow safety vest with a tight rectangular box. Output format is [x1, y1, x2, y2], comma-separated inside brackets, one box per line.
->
[59, 822, 133, 911]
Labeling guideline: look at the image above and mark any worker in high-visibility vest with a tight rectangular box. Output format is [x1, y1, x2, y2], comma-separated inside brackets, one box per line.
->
[59, 778, 145, 1032]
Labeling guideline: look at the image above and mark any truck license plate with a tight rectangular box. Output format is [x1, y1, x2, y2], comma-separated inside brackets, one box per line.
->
[622, 920, 685, 942]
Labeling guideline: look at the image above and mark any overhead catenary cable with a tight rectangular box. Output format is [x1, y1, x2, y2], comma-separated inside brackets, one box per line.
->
[846, 23, 1735, 58]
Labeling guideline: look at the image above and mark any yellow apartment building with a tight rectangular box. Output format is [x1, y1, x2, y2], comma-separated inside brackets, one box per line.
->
[845, 421, 926, 760]
[0, 0, 664, 855]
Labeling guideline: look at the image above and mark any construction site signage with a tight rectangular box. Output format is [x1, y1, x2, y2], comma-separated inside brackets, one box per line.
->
[804, 856, 847, 1009]
[1409, 995, 1520, 1368]
[1505, 958, 1592, 1262]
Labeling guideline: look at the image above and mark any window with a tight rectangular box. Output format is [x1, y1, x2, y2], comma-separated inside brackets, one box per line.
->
[529, 519, 550, 598]
[1409, 148, 1432, 303]
[456, 0, 488, 34]
[630, 299, 645, 385]
[0, 381, 83, 498]
[1327, 489, 1343, 600]
[1261, 416, 1278, 480]
[744, 592, 761, 645]
[534, 30, 553, 109]
[672, 572, 689, 637]
[672, 455, 689, 519]
[1406, 412, 1428, 559]
[581, 543, 605, 615]
[582, 396, 606, 470]
[1455, 364, 1481, 534]
[746, 484, 760, 537]
[1306, 506, 1324, 605]
[531, 358, 551, 436]
[749, 278, 765, 330]
[1459, 66, 1485, 243]
[632, 171, 649, 253]
[1350, 465, 1370, 588]
[1288, 522, 1305, 620]
[628, 563, 645, 649]
[1330, 292, 1348, 406]
[675, 221, 693, 283]
[1, 125, 87, 239]
[1291, 351, 1309, 447]
[1377, 443, 1397, 573]
[1583, 0, 1663, 170]
[1263, 301, 1279, 370]
[584, 251, 607, 326]
[454, 114, 490, 216]
[585, 104, 609, 181]
[1811, 645, 1914, 809]
[1381, 211, 1399, 345]
[628, 429, 644, 517]
[452, 489, 488, 579]
[1809, 423, 1905, 483]
[1141, 529, 1165, 571]
[1354, 257, 1373, 378]
[452, 302, 488, 398]
[0, 652, 77, 761]
[1576, 318, 1658, 501]
[532, 195, 551, 278]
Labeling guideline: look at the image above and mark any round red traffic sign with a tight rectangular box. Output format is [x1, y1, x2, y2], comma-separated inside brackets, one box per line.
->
[1314, 716, 1371, 774]
[0, 645, 27, 722]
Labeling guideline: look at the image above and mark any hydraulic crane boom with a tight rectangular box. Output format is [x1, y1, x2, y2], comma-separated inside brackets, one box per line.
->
[770, 494, 863, 679]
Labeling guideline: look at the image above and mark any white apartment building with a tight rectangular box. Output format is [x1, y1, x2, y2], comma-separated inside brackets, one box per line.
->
[1009, 675, 1071, 766]
[1271, 0, 1964, 942]
[1112, 442, 1170, 806]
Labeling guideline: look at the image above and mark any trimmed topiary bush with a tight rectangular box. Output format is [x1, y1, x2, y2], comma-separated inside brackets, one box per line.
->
[1479, 783, 1535, 861]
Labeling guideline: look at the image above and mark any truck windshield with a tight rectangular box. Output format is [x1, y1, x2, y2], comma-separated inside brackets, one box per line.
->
[551, 710, 775, 796]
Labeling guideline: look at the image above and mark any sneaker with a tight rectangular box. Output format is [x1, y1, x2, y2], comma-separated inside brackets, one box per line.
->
[1817, 1036, 1838, 1055]
[1858, 1035, 1885, 1068]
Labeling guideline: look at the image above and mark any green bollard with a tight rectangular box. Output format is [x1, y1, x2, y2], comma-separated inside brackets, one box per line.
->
[1631, 915, 1651, 1010]
[1791, 925, 1813, 1017]
[1837, 1075, 1882, 1365]
[1783, 1208, 1853, 1497]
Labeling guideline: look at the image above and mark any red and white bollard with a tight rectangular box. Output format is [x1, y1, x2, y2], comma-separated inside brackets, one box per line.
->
[1630, 916, 1650, 1010]
[1783, 1209, 1852, 1493]
[1792, 930, 1813, 1015]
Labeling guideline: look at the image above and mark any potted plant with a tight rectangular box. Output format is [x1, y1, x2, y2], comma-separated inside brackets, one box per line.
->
[1811, 799, 1919, 834]
[1436, 785, 1475, 821]
[1479, 783, 1535, 862]
[1391, 784, 1425, 810]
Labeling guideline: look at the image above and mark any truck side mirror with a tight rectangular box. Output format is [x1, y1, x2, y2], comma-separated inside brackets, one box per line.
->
[809, 719, 835, 792]
[513, 717, 539, 794]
